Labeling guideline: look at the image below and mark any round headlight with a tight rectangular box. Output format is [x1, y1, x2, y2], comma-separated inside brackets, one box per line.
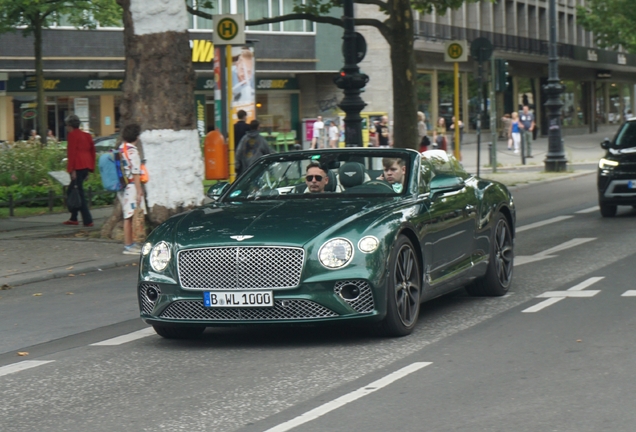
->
[358, 236, 379, 253]
[318, 238, 354, 269]
[150, 242, 171, 272]
[141, 242, 152, 256]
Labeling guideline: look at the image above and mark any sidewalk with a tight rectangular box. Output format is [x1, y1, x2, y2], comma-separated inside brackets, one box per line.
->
[0, 127, 612, 288]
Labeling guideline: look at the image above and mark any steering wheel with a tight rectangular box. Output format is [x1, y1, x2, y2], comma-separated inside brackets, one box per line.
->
[363, 180, 395, 191]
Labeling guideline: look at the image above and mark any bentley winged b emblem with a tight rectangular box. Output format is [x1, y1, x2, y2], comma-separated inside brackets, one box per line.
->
[230, 235, 254, 242]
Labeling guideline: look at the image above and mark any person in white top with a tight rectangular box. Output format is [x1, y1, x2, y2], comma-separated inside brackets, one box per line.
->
[311, 115, 325, 149]
[328, 120, 339, 148]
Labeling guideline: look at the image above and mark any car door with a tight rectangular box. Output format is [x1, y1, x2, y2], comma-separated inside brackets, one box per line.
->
[419, 151, 476, 289]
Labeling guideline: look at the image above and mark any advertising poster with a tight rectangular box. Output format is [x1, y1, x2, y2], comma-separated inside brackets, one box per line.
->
[230, 46, 255, 125]
[74, 97, 89, 131]
[214, 46, 223, 132]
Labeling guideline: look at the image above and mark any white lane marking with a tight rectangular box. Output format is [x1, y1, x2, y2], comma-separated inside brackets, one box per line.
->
[264, 362, 432, 432]
[575, 206, 599, 214]
[522, 277, 604, 313]
[622, 291, 636, 297]
[522, 298, 564, 313]
[515, 238, 596, 266]
[91, 327, 156, 346]
[516, 216, 573, 233]
[0, 360, 55, 378]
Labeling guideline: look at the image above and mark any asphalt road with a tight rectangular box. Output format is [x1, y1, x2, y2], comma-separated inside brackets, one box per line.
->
[2, 172, 636, 432]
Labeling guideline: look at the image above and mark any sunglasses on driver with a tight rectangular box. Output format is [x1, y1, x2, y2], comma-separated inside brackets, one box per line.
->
[306, 175, 324, 182]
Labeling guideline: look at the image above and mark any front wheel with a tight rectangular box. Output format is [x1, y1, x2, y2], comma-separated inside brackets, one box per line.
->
[599, 202, 617, 217]
[379, 236, 421, 337]
[466, 213, 513, 297]
[153, 325, 205, 339]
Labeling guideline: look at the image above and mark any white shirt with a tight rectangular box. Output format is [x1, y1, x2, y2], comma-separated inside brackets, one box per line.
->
[329, 125, 339, 141]
[312, 120, 324, 139]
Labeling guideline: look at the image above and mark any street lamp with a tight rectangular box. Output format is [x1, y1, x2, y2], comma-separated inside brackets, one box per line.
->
[334, 0, 368, 147]
[543, 0, 567, 172]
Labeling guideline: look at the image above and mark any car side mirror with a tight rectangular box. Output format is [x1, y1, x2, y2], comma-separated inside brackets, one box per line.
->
[207, 182, 230, 200]
[601, 138, 611, 150]
[430, 174, 465, 198]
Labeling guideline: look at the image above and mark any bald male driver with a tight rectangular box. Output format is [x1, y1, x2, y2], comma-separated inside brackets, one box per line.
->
[305, 162, 329, 193]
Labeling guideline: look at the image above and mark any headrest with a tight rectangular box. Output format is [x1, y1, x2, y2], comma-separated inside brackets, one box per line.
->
[338, 162, 365, 189]
[324, 170, 337, 192]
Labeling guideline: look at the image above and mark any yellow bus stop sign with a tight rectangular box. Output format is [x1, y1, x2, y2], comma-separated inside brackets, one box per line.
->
[444, 40, 468, 62]
[213, 14, 245, 45]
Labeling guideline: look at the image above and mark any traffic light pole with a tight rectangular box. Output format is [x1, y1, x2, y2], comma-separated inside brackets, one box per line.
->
[334, 0, 368, 147]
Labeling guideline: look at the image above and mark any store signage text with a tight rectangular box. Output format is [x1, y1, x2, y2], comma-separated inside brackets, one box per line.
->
[191, 40, 214, 63]
[257, 79, 293, 90]
[85, 79, 123, 90]
[618, 54, 627, 65]
[587, 50, 598, 62]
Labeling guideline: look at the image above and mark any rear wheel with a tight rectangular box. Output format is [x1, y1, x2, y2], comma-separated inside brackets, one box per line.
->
[153, 325, 205, 339]
[599, 202, 617, 217]
[379, 236, 421, 337]
[466, 213, 513, 297]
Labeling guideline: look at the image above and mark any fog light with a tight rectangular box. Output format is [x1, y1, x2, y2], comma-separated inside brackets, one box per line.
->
[339, 284, 361, 301]
[146, 286, 159, 302]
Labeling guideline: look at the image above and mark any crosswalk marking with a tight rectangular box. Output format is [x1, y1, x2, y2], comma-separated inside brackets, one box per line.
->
[0, 360, 55, 378]
[621, 291, 636, 297]
[522, 277, 604, 313]
[91, 327, 156, 346]
[515, 238, 596, 266]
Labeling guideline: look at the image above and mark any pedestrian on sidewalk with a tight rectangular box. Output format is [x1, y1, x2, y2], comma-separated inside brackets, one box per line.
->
[519, 105, 535, 158]
[509, 112, 522, 154]
[63, 114, 95, 227]
[501, 114, 512, 149]
[118, 123, 147, 255]
[433, 117, 447, 151]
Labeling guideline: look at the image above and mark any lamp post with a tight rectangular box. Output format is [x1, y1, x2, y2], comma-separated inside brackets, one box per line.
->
[543, 0, 567, 172]
[334, 0, 369, 147]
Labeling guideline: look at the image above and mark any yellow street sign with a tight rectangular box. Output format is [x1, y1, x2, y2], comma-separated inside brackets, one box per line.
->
[213, 14, 245, 45]
[444, 40, 468, 62]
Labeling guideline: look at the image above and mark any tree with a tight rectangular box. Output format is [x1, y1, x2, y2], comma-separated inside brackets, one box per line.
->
[102, 0, 204, 235]
[0, 0, 120, 144]
[577, 0, 636, 52]
[188, 0, 472, 150]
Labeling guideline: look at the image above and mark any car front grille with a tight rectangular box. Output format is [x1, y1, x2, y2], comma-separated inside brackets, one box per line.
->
[334, 280, 375, 313]
[177, 246, 304, 290]
[159, 299, 338, 321]
[604, 180, 636, 197]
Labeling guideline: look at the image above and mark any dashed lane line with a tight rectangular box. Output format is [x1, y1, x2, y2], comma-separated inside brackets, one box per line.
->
[522, 277, 604, 313]
[0, 360, 55, 378]
[621, 291, 636, 297]
[575, 206, 599, 214]
[263, 362, 432, 432]
[515, 238, 596, 266]
[516, 216, 573, 233]
[90, 327, 156, 346]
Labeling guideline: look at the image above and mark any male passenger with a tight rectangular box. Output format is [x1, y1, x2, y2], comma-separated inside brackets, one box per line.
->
[305, 162, 330, 193]
[378, 158, 406, 189]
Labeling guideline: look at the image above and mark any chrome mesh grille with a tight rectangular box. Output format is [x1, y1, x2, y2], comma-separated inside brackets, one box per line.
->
[178, 247, 304, 290]
[334, 280, 375, 313]
[139, 283, 161, 315]
[159, 299, 337, 321]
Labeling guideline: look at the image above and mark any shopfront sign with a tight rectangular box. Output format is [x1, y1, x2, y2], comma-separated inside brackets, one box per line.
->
[256, 78, 298, 90]
[618, 54, 627, 65]
[587, 50, 598, 62]
[596, 70, 612, 79]
[8, 77, 123, 92]
[191, 40, 214, 63]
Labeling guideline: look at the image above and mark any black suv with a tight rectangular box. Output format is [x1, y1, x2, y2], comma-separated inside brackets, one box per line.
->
[598, 118, 636, 217]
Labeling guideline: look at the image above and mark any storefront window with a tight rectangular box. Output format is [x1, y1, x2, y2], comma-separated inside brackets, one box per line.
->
[416, 73, 432, 130]
[256, 93, 292, 133]
[561, 81, 583, 127]
[609, 83, 622, 124]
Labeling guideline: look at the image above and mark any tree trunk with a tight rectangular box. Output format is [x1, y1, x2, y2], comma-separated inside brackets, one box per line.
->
[387, 0, 418, 150]
[105, 0, 204, 238]
[34, 20, 47, 146]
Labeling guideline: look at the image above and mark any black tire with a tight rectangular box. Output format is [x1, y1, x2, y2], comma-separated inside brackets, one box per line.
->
[379, 236, 421, 337]
[600, 203, 617, 217]
[466, 213, 513, 297]
[153, 325, 205, 339]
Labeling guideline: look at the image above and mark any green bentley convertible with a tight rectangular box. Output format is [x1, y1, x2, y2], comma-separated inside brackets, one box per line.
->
[138, 148, 515, 339]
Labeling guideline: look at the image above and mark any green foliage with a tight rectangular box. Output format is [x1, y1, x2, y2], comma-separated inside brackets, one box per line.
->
[0, 0, 121, 34]
[577, 0, 636, 52]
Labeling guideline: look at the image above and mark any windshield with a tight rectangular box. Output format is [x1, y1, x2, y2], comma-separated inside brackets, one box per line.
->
[614, 122, 636, 149]
[222, 150, 413, 201]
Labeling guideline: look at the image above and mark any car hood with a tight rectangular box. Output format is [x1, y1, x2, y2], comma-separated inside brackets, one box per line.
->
[173, 199, 389, 248]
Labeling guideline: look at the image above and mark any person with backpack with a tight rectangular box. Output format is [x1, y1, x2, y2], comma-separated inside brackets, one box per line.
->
[118, 123, 147, 255]
[235, 120, 273, 177]
[63, 114, 95, 227]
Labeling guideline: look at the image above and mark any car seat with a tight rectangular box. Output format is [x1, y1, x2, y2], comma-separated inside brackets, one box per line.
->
[338, 162, 365, 190]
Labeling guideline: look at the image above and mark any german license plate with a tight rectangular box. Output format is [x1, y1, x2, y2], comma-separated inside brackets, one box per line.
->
[203, 291, 274, 308]
[628, 181, 636, 189]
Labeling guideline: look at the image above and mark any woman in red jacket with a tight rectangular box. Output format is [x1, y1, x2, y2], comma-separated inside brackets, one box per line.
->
[63, 115, 95, 227]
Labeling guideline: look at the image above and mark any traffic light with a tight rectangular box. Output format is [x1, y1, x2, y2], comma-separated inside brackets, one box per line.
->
[495, 59, 509, 92]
